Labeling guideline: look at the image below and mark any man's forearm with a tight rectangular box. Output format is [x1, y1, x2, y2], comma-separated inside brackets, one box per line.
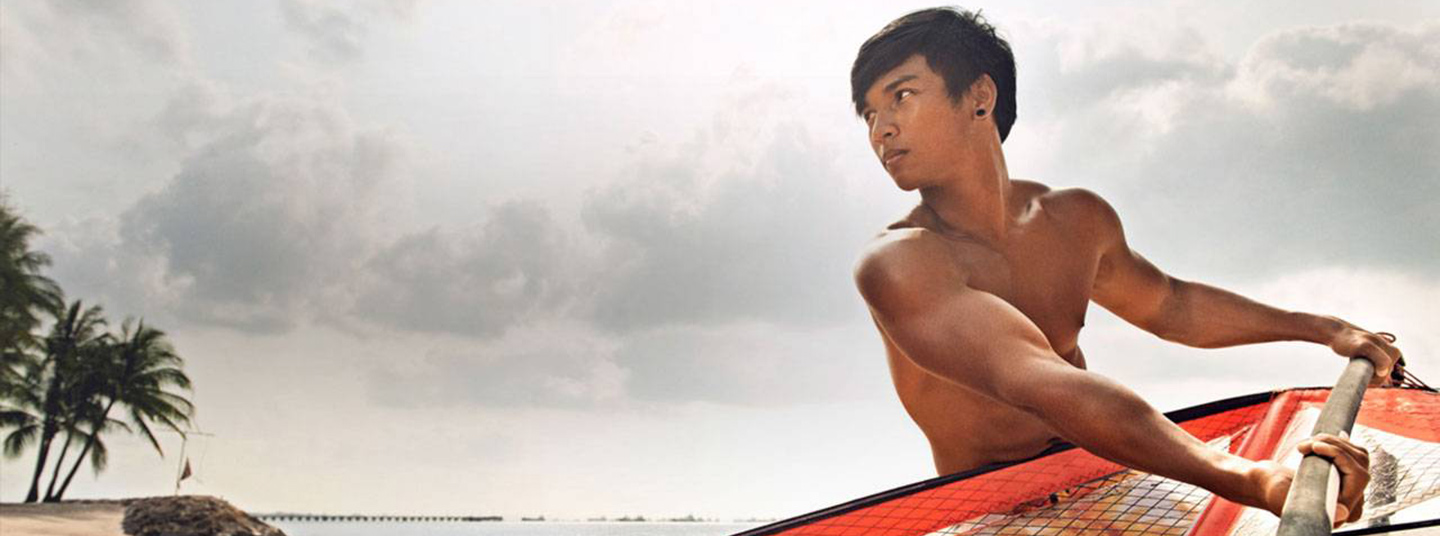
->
[1153, 280, 1343, 349]
[1023, 366, 1266, 508]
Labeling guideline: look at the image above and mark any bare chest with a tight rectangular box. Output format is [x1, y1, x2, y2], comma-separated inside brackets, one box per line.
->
[943, 224, 1099, 357]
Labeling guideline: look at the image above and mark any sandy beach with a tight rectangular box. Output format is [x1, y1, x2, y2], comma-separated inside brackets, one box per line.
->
[0, 501, 127, 536]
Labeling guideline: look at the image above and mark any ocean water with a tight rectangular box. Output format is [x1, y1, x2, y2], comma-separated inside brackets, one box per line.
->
[267, 521, 765, 536]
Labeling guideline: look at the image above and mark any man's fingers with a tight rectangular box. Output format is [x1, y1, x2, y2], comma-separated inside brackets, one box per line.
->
[1390, 349, 1408, 385]
[1361, 341, 1396, 382]
[1375, 334, 1401, 374]
[1303, 435, 1370, 473]
[1348, 501, 1365, 523]
[1332, 327, 1403, 383]
[1301, 433, 1368, 461]
[1301, 441, 1368, 479]
[1313, 432, 1366, 458]
[1339, 495, 1366, 525]
[1382, 347, 1405, 386]
[1300, 434, 1370, 527]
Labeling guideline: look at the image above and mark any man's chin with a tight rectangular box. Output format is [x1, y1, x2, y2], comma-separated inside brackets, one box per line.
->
[891, 176, 921, 192]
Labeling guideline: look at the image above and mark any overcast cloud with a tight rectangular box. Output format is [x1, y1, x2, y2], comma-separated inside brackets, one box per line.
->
[1018, 19, 1440, 280]
[582, 116, 877, 333]
[351, 201, 576, 338]
[278, 0, 417, 64]
[13, 0, 1436, 417]
[3, 0, 1436, 520]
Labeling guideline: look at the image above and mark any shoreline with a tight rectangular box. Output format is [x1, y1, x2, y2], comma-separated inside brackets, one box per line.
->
[0, 500, 128, 536]
[0, 496, 285, 536]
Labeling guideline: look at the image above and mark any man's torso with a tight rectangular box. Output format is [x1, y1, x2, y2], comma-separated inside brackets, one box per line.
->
[871, 180, 1107, 475]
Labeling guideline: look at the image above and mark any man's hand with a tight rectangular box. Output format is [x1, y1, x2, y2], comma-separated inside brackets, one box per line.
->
[1325, 317, 1403, 386]
[1251, 433, 1371, 528]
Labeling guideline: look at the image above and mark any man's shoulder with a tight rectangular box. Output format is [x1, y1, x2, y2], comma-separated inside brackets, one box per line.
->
[1029, 184, 1123, 237]
[1026, 183, 1111, 217]
[856, 227, 958, 277]
[853, 227, 967, 309]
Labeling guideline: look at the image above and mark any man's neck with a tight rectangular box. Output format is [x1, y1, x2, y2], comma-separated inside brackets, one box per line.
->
[918, 150, 1014, 246]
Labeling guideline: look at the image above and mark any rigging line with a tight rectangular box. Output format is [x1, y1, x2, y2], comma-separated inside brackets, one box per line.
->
[194, 434, 211, 485]
[1400, 368, 1434, 392]
[1377, 332, 1433, 392]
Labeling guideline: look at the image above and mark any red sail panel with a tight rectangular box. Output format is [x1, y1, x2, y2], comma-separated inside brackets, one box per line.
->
[1189, 390, 1314, 536]
[1192, 389, 1440, 536]
[739, 388, 1440, 536]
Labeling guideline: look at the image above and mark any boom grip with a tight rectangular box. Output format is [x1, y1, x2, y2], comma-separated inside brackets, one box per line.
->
[1275, 357, 1374, 536]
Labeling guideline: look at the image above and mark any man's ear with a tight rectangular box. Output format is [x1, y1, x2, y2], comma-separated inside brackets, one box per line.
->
[965, 75, 998, 116]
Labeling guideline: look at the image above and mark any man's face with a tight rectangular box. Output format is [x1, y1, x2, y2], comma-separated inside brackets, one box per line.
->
[859, 54, 974, 191]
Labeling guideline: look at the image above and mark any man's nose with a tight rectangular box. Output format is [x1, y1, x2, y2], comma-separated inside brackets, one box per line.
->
[870, 115, 898, 146]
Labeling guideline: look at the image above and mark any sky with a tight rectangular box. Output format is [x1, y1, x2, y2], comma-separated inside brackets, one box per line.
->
[1, 0, 1437, 522]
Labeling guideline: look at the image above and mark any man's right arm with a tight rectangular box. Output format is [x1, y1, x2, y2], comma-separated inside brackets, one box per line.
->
[853, 232, 1363, 519]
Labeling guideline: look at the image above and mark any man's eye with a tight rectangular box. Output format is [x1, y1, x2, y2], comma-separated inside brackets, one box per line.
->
[896, 89, 915, 101]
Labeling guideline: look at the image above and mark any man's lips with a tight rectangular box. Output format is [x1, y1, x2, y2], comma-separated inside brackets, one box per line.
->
[883, 149, 909, 167]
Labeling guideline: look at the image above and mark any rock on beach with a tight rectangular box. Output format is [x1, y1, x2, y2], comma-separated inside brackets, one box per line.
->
[123, 496, 286, 536]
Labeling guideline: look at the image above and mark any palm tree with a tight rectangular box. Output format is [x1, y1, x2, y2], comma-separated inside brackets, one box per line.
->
[41, 389, 119, 501]
[15, 300, 108, 503]
[1, 200, 63, 431]
[1, 354, 46, 472]
[49, 319, 193, 500]
[0, 199, 63, 361]
[43, 339, 128, 502]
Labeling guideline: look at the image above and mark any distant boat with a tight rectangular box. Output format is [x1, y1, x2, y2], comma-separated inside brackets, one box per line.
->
[520, 515, 545, 522]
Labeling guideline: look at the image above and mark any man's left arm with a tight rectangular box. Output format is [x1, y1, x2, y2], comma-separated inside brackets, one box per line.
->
[1077, 189, 1402, 384]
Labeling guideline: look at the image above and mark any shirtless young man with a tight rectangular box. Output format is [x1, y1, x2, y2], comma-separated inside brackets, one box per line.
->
[850, 8, 1404, 523]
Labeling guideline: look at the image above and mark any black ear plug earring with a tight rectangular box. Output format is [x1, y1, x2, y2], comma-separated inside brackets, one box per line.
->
[976, 109, 987, 117]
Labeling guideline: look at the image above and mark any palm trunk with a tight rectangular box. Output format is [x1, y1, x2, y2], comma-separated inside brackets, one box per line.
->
[53, 398, 118, 501]
[42, 432, 74, 502]
[24, 425, 55, 503]
[28, 351, 66, 503]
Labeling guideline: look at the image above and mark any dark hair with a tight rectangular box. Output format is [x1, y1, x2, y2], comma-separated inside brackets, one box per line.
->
[851, 7, 1017, 142]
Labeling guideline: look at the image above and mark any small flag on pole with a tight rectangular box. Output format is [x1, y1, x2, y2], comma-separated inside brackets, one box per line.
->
[180, 459, 192, 481]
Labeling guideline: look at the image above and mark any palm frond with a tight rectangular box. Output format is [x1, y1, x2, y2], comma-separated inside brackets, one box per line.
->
[87, 434, 108, 472]
[3, 423, 38, 457]
[132, 415, 163, 456]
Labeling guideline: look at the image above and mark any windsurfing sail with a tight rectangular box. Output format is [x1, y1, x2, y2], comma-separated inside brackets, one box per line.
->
[735, 387, 1440, 536]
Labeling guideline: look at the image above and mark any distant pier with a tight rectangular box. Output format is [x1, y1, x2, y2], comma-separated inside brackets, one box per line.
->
[256, 514, 502, 522]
